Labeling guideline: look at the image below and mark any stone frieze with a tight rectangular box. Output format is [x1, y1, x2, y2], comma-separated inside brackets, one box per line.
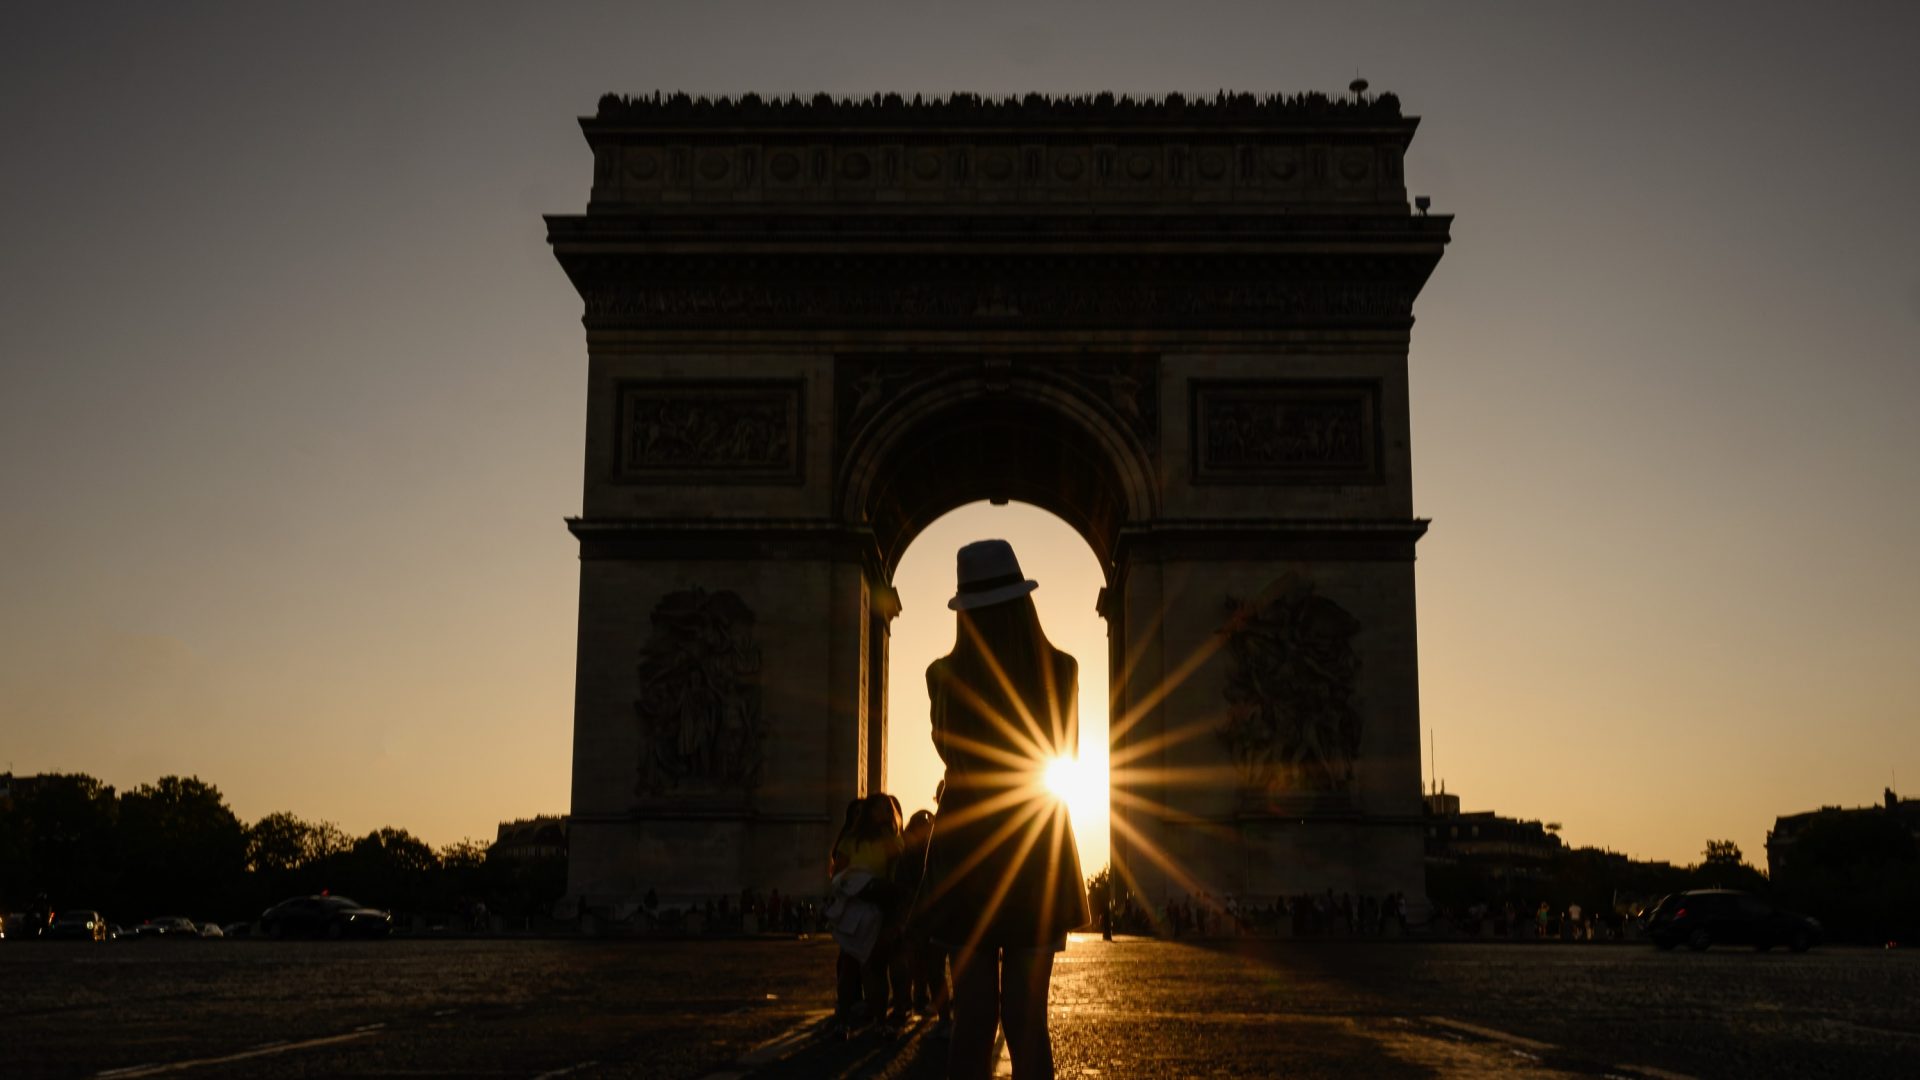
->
[1192, 380, 1382, 484]
[613, 380, 804, 484]
[585, 277, 1413, 329]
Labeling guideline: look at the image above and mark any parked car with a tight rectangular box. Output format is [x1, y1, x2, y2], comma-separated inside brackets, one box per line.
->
[1647, 889, 1821, 952]
[106, 924, 126, 940]
[258, 895, 393, 939]
[4, 911, 51, 939]
[198, 922, 224, 938]
[46, 910, 109, 942]
[221, 922, 255, 939]
[136, 916, 203, 939]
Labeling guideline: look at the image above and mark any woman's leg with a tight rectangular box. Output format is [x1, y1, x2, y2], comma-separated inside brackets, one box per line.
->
[947, 946, 1000, 1080]
[886, 935, 911, 1023]
[862, 936, 893, 1025]
[999, 947, 1055, 1079]
[905, 936, 928, 1009]
[927, 942, 953, 1020]
[836, 950, 862, 1018]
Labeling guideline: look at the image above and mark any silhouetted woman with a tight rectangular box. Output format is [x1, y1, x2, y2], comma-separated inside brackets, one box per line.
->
[913, 539, 1087, 1079]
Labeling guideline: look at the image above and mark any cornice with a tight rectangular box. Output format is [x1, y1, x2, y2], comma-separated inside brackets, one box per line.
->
[587, 91, 1407, 130]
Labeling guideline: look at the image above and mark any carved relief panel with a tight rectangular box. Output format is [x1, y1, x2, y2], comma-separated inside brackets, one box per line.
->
[1191, 379, 1381, 485]
[1217, 583, 1364, 808]
[634, 588, 764, 798]
[613, 380, 804, 484]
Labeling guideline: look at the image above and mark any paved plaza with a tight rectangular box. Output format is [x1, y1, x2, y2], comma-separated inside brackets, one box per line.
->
[4, 936, 1914, 1079]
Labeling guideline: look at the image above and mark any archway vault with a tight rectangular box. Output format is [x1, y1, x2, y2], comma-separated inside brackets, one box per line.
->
[839, 359, 1158, 580]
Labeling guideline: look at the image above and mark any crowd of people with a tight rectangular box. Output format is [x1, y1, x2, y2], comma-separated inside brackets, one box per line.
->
[825, 794, 950, 1038]
[1125, 889, 1414, 938]
[1431, 899, 1641, 942]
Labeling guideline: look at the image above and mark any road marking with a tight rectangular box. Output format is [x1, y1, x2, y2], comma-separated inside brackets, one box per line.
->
[738, 1010, 832, 1065]
[1417, 1016, 1559, 1053]
[1614, 1067, 1700, 1080]
[91, 1030, 378, 1078]
[531, 1061, 599, 1080]
[694, 1009, 834, 1079]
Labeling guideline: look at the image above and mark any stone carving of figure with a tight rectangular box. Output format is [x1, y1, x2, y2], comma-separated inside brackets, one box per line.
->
[634, 589, 764, 795]
[1217, 583, 1363, 797]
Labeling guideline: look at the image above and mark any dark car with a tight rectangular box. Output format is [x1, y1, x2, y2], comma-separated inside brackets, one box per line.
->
[1647, 889, 1821, 952]
[4, 910, 52, 940]
[45, 909, 108, 942]
[259, 895, 392, 939]
[136, 916, 203, 939]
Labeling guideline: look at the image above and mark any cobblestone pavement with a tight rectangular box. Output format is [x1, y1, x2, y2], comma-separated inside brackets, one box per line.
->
[3, 935, 1914, 1079]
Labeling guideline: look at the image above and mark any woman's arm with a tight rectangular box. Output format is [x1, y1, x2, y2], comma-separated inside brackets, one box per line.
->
[926, 661, 951, 765]
[1059, 653, 1080, 758]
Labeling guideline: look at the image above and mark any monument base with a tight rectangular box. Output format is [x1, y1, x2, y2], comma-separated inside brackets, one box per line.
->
[567, 815, 835, 914]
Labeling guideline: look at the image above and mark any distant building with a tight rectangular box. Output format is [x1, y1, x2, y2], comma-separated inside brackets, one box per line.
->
[490, 816, 568, 861]
[0, 772, 40, 809]
[1767, 788, 1920, 878]
[1423, 789, 1564, 864]
[1421, 788, 1566, 906]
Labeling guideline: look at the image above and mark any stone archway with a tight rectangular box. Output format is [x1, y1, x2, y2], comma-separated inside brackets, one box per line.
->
[548, 92, 1450, 915]
[838, 356, 1155, 577]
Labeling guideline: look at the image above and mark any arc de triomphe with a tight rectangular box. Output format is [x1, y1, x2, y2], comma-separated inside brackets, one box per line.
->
[546, 91, 1450, 915]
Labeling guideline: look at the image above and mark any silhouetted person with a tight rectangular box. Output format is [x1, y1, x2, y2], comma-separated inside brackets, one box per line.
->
[897, 808, 950, 1027]
[828, 796, 871, 1026]
[913, 539, 1088, 1080]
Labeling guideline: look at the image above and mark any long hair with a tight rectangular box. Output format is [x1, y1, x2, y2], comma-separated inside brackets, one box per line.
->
[834, 796, 866, 848]
[848, 793, 901, 843]
[948, 595, 1074, 760]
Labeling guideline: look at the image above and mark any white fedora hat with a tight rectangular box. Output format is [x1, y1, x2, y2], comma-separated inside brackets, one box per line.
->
[948, 539, 1040, 611]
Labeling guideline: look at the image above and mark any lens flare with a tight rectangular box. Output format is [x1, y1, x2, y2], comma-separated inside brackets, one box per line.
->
[1044, 756, 1083, 801]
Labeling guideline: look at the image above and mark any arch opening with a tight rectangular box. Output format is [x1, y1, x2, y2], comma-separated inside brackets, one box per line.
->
[841, 375, 1154, 580]
[884, 500, 1112, 880]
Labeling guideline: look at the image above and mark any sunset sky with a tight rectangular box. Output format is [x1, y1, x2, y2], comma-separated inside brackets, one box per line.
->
[3, 2, 1916, 871]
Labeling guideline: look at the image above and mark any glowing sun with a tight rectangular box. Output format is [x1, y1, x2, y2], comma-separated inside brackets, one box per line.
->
[1043, 756, 1103, 814]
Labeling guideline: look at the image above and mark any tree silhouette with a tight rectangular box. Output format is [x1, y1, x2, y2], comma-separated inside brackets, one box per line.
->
[116, 776, 247, 920]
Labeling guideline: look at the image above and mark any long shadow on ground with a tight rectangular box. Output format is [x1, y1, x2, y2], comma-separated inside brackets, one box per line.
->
[749, 1014, 955, 1080]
